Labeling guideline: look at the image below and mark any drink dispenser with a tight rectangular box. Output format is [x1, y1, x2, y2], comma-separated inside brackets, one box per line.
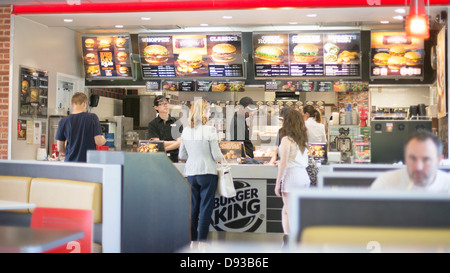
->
[47, 115, 65, 157]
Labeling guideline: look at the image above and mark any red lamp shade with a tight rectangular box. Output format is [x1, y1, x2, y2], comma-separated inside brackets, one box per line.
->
[405, 0, 429, 39]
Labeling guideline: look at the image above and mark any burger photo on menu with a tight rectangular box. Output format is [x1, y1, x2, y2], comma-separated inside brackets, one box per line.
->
[116, 51, 128, 63]
[404, 51, 422, 66]
[143, 44, 170, 64]
[115, 37, 127, 48]
[387, 56, 406, 70]
[389, 46, 406, 56]
[211, 43, 237, 63]
[21, 80, 29, 95]
[176, 51, 204, 74]
[117, 66, 129, 75]
[84, 53, 98, 64]
[292, 44, 319, 63]
[254, 45, 284, 64]
[98, 38, 112, 49]
[373, 52, 391, 66]
[84, 38, 96, 49]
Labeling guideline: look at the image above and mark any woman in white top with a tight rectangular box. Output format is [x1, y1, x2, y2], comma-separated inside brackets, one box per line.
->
[275, 110, 310, 237]
[179, 99, 223, 243]
[302, 105, 326, 144]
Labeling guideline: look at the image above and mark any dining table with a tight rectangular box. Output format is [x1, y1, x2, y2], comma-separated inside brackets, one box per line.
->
[0, 225, 84, 253]
[0, 200, 36, 211]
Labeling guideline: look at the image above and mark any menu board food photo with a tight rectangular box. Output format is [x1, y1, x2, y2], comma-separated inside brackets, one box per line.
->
[323, 33, 360, 77]
[82, 34, 133, 80]
[253, 34, 290, 77]
[139, 33, 244, 79]
[253, 32, 361, 79]
[370, 31, 424, 79]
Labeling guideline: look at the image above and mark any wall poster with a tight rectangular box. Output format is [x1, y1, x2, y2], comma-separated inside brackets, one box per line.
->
[436, 28, 446, 118]
[19, 66, 48, 118]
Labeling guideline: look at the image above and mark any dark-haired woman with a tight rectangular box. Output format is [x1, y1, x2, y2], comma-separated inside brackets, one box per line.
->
[274, 110, 310, 238]
[302, 105, 326, 144]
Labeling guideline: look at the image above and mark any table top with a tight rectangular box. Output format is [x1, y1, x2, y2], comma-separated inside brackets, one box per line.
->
[0, 226, 84, 253]
[0, 200, 36, 210]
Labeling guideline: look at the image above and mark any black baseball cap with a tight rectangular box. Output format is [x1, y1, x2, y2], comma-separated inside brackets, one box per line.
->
[154, 95, 169, 106]
[239, 97, 257, 111]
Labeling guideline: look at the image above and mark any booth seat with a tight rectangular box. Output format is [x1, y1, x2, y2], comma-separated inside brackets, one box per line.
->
[0, 176, 32, 213]
[301, 226, 450, 247]
[0, 175, 103, 252]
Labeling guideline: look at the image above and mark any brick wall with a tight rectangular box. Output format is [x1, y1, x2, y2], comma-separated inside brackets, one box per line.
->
[0, 5, 10, 159]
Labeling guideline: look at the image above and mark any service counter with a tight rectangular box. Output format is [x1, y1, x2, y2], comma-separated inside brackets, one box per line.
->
[175, 162, 450, 235]
[174, 163, 283, 233]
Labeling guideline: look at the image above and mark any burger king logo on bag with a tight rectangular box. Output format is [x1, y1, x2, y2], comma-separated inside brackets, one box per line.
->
[211, 180, 266, 233]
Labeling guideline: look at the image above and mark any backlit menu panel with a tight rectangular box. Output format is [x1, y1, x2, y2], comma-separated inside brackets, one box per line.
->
[253, 32, 361, 79]
[370, 31, 424, 79]
[139, 33, 244, 79]
[82, 34, 133, 80]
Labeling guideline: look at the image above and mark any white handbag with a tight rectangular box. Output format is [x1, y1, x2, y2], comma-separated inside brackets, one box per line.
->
[216, 158, 236, 198]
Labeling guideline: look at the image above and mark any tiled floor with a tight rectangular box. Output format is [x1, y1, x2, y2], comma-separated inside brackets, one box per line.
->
[182, 231, 286, 253]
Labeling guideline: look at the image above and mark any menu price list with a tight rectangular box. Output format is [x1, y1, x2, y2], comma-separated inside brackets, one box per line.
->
[209, 64, 243, 77]
[290, 64, 324, 77]
[325, 64, 360, 77]
[142, 65, 176, 78]
[255, 64, 289, 77]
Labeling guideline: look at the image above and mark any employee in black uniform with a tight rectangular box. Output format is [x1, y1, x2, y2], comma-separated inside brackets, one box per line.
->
[148, 95, 183, 162]
[229, 96, 257, 158]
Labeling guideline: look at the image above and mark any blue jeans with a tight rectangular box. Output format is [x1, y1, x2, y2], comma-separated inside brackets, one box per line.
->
[187, 174, 218, 241]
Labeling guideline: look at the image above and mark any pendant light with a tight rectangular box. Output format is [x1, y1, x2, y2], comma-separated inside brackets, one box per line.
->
[405, 0, 429, 39]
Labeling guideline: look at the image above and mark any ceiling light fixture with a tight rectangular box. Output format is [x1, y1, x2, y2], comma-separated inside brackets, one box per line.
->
[306, 14, 317, 17]
[115, 25, 124, 28]
[380, 20, 389, 24]
[200, 23, 209, 27]
[222, 16, 233, 19]
[393, 15, 404, 20]
[141, 17, 151, 21]
[63, 19, 73, 23]
[289, 22, 298, 25]
[395, 8, 406, 13]
[405, 0, 429, 39]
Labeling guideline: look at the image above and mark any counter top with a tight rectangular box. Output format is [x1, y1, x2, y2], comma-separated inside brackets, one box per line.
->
[174, 163, 278, 179]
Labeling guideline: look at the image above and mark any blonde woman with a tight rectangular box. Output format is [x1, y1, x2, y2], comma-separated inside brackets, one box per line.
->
[179, 99, 223, 244]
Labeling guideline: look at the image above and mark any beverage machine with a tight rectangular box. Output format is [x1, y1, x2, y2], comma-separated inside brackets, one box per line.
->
[47, 115, 65, 157]
[100, 116, 133, 151]
[370, 119, 432, 163]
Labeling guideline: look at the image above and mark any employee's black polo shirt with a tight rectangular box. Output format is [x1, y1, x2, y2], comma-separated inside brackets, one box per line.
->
[148, 115, 183, 162]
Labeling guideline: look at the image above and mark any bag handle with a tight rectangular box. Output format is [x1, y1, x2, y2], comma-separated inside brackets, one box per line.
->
[220, 156, 230, 168]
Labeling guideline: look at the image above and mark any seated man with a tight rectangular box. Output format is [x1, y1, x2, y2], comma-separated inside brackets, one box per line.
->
[371, 130, 450, 192]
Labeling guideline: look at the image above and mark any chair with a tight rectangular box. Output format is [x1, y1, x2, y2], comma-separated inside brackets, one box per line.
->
[30, 207, 93, 253]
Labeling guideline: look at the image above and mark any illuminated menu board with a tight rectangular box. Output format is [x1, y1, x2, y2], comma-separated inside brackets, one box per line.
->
[370, 31, 424, 79]
[82, 34, 134, 80]
[139, 33, 244, 79]
[253, 32, 361, 79]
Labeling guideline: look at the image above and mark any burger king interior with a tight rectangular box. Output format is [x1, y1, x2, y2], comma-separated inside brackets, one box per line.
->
[2, 0, 450, 253]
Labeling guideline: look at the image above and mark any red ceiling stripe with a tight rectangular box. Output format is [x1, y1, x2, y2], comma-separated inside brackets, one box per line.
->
[11, 0, 450, 15]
